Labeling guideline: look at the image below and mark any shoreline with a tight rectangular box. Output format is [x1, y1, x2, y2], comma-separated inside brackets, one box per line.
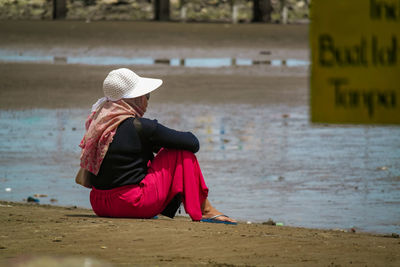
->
[1, 200, 399, 266]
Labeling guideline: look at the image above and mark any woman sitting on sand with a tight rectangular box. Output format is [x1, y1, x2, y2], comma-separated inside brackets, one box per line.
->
[78, 68, 236, 224]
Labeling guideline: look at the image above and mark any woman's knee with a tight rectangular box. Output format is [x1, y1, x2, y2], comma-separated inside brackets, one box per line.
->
[149, 149, 198, 174]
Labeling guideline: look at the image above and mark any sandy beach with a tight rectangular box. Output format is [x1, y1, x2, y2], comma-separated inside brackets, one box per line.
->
[1, 201, 399, 266]
[1, 21, 400, 265]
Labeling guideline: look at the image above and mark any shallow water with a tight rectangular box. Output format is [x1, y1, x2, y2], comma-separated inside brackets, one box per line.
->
[0, 105, 399, 234]
[0, 50, 309, 68]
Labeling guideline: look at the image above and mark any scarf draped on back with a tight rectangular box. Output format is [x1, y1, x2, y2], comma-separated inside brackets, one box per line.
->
[79, 96, 147, 175]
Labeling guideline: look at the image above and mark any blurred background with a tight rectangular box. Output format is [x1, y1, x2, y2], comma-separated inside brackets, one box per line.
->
[0, 0, 309, 23]
[0, 0, 399, 234]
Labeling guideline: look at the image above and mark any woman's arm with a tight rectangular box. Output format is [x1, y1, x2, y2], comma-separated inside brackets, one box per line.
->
[138, 118, 200, 153]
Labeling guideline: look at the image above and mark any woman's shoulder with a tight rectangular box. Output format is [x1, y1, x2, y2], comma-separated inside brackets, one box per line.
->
[137, 117, 157, 123]
[136, 117, 159, 127]
[134, 117, 159, 134]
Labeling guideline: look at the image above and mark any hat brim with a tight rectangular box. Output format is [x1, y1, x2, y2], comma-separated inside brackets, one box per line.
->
[122, 76, 163, 99]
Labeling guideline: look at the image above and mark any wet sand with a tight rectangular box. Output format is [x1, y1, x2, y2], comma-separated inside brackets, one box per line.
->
[0, 21, 308, 58]
[1, 201, 399, 266]
[0, 62, 307, 109]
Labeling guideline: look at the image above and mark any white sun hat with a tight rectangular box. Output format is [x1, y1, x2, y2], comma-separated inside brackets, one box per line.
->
[91, 68, 163, 112]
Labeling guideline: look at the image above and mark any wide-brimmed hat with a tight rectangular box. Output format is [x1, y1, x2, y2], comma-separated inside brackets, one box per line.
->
[103, 68, 162, 101]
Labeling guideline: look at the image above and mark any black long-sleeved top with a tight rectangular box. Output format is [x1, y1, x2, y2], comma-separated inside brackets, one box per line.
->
[89, 117, 199, 190]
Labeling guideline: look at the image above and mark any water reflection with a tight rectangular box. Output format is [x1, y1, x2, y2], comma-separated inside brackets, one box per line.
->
[0, 105, 399, 234]
[0, 50, 309, 68]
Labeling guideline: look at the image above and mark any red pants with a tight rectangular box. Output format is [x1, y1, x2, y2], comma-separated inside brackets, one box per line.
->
[90, 149, 209, 221]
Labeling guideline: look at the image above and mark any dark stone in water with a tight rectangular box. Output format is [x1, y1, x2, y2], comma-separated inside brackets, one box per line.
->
[253, 60, 271, 65]
[54, 56, 67, 64]
[155, 59, 170, 64]
[27, 196, 39, 203]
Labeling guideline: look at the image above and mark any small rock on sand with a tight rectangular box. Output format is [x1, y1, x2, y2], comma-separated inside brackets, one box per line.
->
[262, 219, 276, 226]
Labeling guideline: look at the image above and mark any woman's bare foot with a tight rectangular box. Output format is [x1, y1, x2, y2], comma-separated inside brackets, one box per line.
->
[201, 199, 237, 223]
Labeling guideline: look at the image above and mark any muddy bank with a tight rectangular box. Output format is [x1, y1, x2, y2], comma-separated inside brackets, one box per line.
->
[0, 21, 309, 58]
[0, 201, 399, 266]
[0, 62, 308, 109]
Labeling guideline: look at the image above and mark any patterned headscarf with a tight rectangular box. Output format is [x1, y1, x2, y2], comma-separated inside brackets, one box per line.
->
[79, 96, 147, 175]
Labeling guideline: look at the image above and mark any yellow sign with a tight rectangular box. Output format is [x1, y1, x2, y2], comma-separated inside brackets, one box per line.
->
[310, 0, 400, 124]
